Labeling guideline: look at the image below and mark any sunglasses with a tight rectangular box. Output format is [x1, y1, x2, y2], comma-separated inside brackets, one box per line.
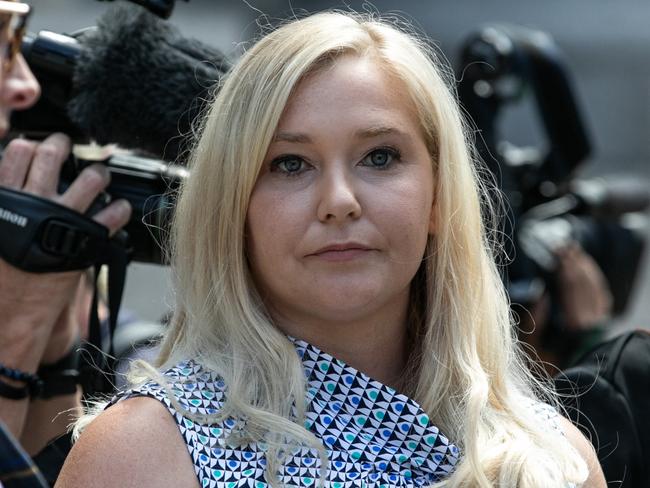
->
[0, 1, 30, 72]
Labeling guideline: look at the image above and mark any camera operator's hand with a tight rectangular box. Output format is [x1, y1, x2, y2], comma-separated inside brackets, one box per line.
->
[556, 243, 613, 331]
[38, 273, 93, 366]
[0, 133, 131, 440]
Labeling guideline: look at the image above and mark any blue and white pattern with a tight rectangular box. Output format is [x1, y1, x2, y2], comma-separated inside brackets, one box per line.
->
[111, 339, 461, 487]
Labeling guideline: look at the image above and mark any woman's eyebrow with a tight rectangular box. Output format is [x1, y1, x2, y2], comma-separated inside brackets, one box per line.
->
[273, 126, 410, 143]
[354, 126, 409, 139]
[273, 132, 312, 143]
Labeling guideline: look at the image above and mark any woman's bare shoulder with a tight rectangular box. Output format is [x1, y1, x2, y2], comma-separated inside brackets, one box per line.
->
[557, 416, 606, 488]
[55, 396, 199, 488]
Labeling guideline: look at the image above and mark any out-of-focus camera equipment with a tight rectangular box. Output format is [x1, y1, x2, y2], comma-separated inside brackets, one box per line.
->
[458, 25, 649, 358]
[2, 0, 231, 269]
[97, 0, 188, 19]
[0, 0, 230, 395]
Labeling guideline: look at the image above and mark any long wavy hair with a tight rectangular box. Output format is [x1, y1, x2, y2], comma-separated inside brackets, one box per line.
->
[77, 11, 588, 487]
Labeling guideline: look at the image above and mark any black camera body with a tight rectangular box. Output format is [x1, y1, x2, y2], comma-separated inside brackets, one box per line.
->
[4, 0, 228, 266]
[458, 24, 649, 331]
[61, 149, 188, 264]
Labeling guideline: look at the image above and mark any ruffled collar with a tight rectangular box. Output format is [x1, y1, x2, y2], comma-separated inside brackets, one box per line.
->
[292, 338, 460, 485]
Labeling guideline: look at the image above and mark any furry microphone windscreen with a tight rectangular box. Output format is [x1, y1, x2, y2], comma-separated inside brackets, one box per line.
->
[67, 4, 230, 163]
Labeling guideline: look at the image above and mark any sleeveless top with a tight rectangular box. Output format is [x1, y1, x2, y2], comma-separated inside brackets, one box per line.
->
[109, 339, 562, 487]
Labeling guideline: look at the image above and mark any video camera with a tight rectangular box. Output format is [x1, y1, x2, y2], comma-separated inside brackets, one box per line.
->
[2, 0, 228, 266]
[0, 0, 232, 398]
[458, 25, 649, 343]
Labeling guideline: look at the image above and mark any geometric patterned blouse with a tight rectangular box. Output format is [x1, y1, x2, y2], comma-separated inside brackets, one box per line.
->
[110, 338, 566, 486]
[110, 338, 461, 487]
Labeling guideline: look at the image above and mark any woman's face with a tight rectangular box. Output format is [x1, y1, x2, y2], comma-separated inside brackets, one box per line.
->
[246, 55, 435, 331]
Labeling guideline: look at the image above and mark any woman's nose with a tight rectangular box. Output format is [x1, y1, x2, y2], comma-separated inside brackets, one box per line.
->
[316, 166, 362, 223]
[1, 54, 41, 110]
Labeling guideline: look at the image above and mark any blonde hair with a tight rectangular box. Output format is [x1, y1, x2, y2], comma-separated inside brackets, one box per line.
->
[78, 11, 588, 487]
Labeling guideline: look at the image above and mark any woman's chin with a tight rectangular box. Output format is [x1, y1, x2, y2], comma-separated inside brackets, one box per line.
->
[301, 287, 406, 324]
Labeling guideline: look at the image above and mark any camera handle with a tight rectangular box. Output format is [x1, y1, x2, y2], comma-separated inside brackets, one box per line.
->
[0, 186, 131, 395]
[458, 24, 591, 191]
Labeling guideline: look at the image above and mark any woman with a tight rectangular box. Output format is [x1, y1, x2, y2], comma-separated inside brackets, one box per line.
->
[57, 11, 604, 487]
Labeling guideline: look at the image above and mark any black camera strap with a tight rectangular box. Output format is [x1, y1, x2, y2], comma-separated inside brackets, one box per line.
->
[83, 243, 129, 396]
[0, 186, 131, 395]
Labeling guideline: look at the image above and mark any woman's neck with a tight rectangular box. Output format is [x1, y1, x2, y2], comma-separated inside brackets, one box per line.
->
[272, 298, 410, 389]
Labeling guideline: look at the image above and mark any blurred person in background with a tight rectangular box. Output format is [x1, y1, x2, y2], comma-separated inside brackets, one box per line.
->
[0, 0, 131, 484]
[518, 242, 613, 375]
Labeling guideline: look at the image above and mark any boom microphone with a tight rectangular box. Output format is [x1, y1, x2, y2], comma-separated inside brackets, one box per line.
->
[10, 3, 230, 162]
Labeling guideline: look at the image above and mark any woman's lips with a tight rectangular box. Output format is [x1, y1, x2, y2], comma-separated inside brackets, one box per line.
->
[308, 244, 375, 262]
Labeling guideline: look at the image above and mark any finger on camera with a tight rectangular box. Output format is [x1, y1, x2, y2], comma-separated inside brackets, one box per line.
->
[58, 163, 111, 212]
[93, 199, 132, 236]
[23, 133, 72, 197]
[0, 138, 37, 189]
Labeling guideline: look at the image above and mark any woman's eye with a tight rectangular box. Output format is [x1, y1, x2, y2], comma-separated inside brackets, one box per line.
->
[361, 148, 400, 169]
[271, 156, 307, 175]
